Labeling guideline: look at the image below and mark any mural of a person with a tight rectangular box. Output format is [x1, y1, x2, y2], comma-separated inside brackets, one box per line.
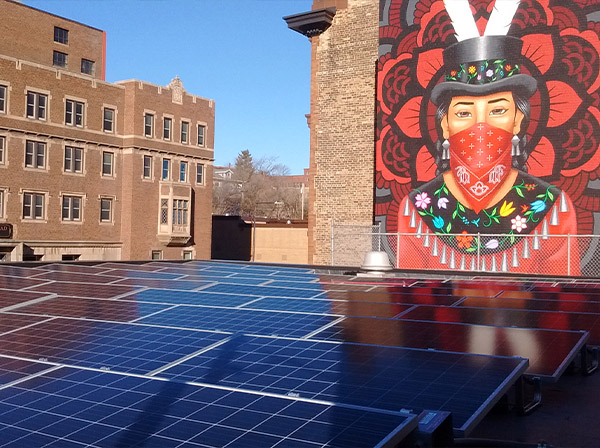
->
[390, 0, 580, 275]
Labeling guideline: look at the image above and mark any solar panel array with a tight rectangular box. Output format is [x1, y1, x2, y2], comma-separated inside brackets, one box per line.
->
[0, 260, 594, 446]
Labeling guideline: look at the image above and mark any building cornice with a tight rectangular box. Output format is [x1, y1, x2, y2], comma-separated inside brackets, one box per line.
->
[283, 7, 336, 38]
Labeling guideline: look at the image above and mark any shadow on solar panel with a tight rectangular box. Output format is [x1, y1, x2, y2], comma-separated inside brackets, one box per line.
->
[157, 334, 528, 436]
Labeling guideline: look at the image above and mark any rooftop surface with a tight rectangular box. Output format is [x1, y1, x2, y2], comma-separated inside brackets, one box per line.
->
[0, 260, 598, 447]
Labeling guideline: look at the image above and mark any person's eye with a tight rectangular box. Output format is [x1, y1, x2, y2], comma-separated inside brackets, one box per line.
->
[489, 107, 507, 116]
[455, 111, 472, 118]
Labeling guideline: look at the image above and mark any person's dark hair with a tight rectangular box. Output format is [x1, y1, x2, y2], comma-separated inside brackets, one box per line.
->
[433, 91, 531, 175]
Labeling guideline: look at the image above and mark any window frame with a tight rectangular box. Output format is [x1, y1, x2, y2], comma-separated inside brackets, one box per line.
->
[162, 158, 170, 181]
[103, 107, 115, 133]
[196, 163, 204, 185]
[61, 195, 82, 222]
[25, 140, 46, 170]
[0, 84, 6, 114]
[26, 91, 47, 120]
[22, 192, 45, 220]
[53, 51, 68, 68]
[179, 161, 188, 183]
[197, 124, 206, 147]
[0, 136, 5, 165]
[143, 155, 152, 179]
[54, 27, 69, 44]
[151, 250, 163, 260]
[102, 151, 114, 177]
[163, 117, 172, 140]
[100, 197, 113, 223]
[172, 199, 189, 226]
[181, 121, 189, 144]
[0, 189, 5, 219]
[144, 113, 154, 138]
[64, 146, 83, 173]
[65, 99, 84, 127]
[81, 59, 95, 75]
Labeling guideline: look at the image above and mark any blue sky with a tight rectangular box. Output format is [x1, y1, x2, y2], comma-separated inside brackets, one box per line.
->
[25, 0, 313, 174]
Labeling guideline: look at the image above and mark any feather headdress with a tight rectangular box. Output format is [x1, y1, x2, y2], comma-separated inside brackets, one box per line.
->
[443, 0, 521, 40]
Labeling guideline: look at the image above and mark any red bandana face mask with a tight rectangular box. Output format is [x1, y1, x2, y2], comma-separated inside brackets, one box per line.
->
[448, 122, 513, 213]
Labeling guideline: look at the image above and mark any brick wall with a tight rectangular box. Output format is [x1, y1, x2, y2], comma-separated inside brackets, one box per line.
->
[309, 0, 378, 265]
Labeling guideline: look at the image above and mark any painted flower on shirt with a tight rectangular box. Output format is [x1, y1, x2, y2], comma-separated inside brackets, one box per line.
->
[511, 215, 527, 233]
[415, 192, 431, 209]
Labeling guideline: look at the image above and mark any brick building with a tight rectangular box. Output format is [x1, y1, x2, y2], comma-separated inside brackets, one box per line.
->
[0, 0, 214, 261]
[285, 0, 378, 265]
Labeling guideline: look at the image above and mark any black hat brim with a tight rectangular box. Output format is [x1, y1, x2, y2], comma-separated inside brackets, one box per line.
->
[430, 74, 537, 106]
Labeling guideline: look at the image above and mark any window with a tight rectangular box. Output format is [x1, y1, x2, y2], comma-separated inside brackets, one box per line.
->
[0, 190, 4, 218]
[103, 108, 114, 132]
[23, 193, 44, 220]
[163, 117, 172, 140]
[81, 59, 95, 75]
[53, 51, 67, 68]
[0, 136, 5, 164]
[102, 152, 113, 176]
[54, 27, 68, 44]
[197, 125, 205, 147]
[62, 196, 81, 221]
[183, 251, 192, 260]
[62, 254, 80, 261]
[162, 158, 170, 180]
[65, 100, 84, 127]
[181, 121, 189, 144]
[143, 155, 152, 179]
[144, 113, 154, 137]
[0, 85, 6, 113]
[25, 141, 45, 169]
[160, 198, 168, 224]
[100, 198, 112, 222]
[179, 161, 188, 182]
[64, 147, 83, 173]
[173, 199, 188, 226]
[26, 91, 47, 120]
[196, 164, 204, 185]
[151, 250, 162, 260]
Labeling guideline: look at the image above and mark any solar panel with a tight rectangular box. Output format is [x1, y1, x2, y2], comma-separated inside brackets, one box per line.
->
[10, 296, 171, 322]
[311, 317, 587, 381]
[0, 318, 229, 374]
[101, 269, 183, 280]
[0, 290, 49, 310]
[0, 313, 49, 335]
[0, 365, 417, 447]
[156, 334, 527, 435]
[137, 306, 335, 338]
[28, 281, 141, 299]
[322, 290, 465, 306]
[125, 289, 258, 307]
[461, 296, 600, 313]
[0, 357, 54, 386]
[31, 270, 123, 284]
[0, 275, 49, 290]
[201, 283, 323, 299]
[111, 277, 214, 290]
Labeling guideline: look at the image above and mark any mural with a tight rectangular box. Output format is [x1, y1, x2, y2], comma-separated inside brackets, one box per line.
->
[376, 0, 600, 275]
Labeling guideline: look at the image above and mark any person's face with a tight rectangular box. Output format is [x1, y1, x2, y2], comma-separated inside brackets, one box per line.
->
[440, 91, 524, 139]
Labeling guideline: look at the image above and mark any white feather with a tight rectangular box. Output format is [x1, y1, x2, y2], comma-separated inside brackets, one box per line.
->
[484, 0, 521, 36]
[444, 0, 480, 42]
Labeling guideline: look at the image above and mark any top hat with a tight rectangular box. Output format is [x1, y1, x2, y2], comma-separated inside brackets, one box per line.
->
[430, 35, 537, 105]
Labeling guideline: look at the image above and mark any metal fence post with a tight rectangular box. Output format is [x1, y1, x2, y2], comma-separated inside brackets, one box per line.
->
[567, 234, 571, 276]
[396, 231, 401, 269]
[330, 220, 334, 266]
[477, 233, 481, 271]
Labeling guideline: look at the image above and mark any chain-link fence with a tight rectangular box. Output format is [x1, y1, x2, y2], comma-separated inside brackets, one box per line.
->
[331, 223, 600, 277]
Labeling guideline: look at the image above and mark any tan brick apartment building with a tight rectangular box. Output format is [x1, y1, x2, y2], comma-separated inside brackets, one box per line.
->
[0, 0, 214, 261]
[285, 0, 377, 265]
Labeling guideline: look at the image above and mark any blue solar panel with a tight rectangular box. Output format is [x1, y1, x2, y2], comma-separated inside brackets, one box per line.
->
[137, 306, 334, 338]
[0, 357, 52, 386]
[264, 281, 323, 290]
[202, 283, 323, 299]
[0, 367, 417, 447]
[241, 297, 336, 314]
[102, 269, 182, 280]
[0, 318, 228, 374]
[156, 335, 527, 435]
[125, 289, 256, 307]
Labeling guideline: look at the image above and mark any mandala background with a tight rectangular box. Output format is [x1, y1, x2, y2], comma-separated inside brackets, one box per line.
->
[376, 0, 600, 270]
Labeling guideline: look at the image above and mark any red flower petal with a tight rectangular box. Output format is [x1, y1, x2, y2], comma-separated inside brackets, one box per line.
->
[394, 96, 422, 138]
[521, 34, 554, 75]
[416, 145, 436, 182]
[417, 1, 447, 47]
[562, 106, 600, 176]
[561, 29, 600, 94]
[546, 80, 582, 128]
[377, 53, 412, 116]
[527, 136, 555, 177]
[416, 48, 444, 89]
[376, 125, 412, 183]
